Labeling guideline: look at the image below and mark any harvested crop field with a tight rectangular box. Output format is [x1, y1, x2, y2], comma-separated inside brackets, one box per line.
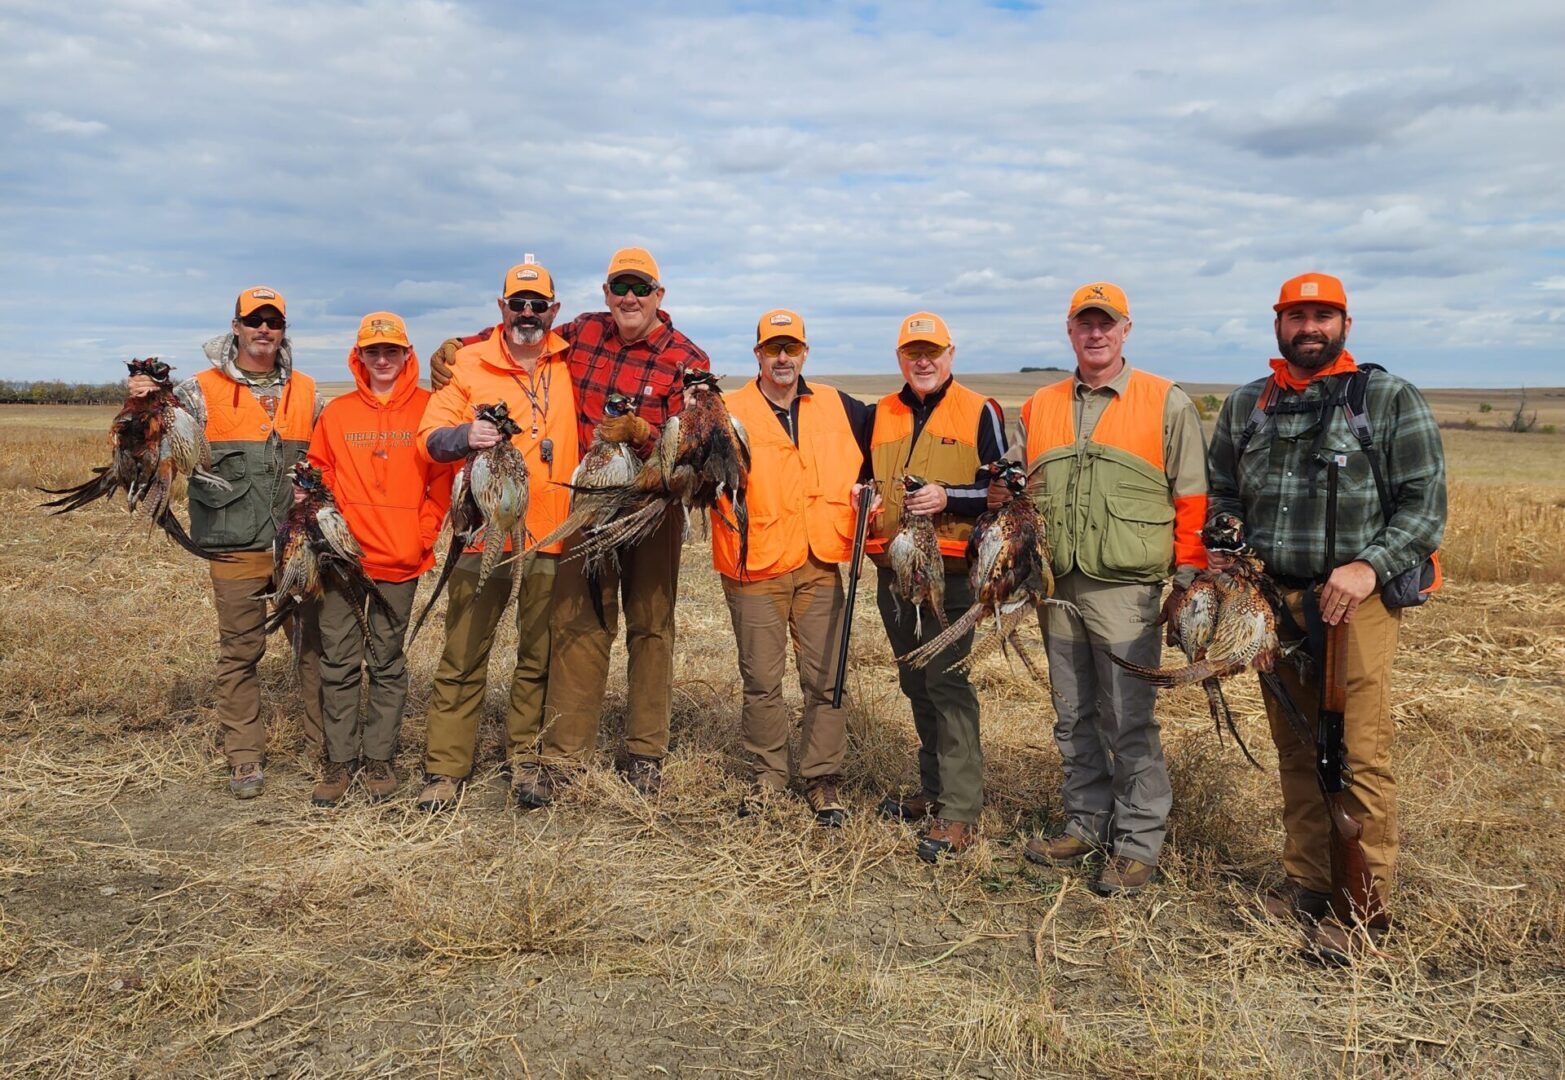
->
[1, 391, 1563, 1078]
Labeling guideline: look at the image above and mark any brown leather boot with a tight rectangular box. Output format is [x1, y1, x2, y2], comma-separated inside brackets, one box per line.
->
[512, 762, 564, 809]
[310, 760, 353, 807]
[805, 776, 848, 828]
[361, 758, 400, 802]
[1262, 880, 1331, 924]
[623, 755, 662, 797]
[1308, 918, 1389, 965]
[916, 818, 976, 863]
[415, 774, 466, 813]
[877, 789, 939, 822]
[1095, 854, 1157, 897]
[1022, 831, 1097, 868]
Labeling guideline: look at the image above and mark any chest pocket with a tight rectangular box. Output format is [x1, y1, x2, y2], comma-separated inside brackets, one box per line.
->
[187, 448, 261, 549]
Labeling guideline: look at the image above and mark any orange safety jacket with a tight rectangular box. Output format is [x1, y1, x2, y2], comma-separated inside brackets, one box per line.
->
[417, 328, 581, 555]
[711, 381, 859, 581]
[866, 381, 995, 561]
[1022, 369, 1206, 582]
[190, 366, 317, 552]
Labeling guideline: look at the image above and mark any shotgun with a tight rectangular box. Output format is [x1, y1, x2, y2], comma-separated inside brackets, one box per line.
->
[1318, 458, 1383, 927]
[832, 484, 875, 708]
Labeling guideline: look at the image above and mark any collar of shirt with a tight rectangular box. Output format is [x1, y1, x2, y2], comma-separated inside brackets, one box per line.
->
[757, 374, 813, 444]
[1071, 361, 1133, 399]
[898, 376, 953, 414]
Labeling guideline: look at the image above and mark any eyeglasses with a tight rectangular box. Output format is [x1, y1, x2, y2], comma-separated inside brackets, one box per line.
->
[506, 297, 552, 314]
[757, 341, 806, 359]
[239, 314, 286, 330]
[898, 343, 945, 361]
[607, 280, 656, 298]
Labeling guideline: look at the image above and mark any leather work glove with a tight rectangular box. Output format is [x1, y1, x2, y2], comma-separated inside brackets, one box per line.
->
[429, 337, 463, 391]
[597, 414, 653, 446]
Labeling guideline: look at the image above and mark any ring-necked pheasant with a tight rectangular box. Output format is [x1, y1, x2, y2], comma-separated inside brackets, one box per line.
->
[261, 462, 393, 662]
[1110, 512, 1279, 765]
[408, 401, 529, 645]
[887, 475, 947, 639]
[897, 461, 1077, 680]
[39, 357, 232, 561]
[519, 392, 641, 567]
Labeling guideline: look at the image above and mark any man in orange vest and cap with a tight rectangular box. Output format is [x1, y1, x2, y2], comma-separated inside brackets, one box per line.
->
[131, 286, 326, 799]
[715, 309, 873, 827]
[1004, 282, 1209, 897]
[868, 312, 1008, 862]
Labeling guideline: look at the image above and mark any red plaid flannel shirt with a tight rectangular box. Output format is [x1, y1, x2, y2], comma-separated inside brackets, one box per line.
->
[453, 311, 709, 449]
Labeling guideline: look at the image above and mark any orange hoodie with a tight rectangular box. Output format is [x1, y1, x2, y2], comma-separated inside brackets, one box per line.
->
[308, 347, 455, 582]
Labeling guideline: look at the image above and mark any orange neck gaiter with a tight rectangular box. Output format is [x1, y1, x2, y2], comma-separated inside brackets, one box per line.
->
[1268, 349, 1358, 392]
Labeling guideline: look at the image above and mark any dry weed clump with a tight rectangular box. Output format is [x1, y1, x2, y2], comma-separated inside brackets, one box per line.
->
[1442, 481, 1565, 584]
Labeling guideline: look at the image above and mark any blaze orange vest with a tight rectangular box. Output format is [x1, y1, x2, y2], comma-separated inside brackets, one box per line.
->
[711, 381, 860, 581]
[867, 382, 993, 560]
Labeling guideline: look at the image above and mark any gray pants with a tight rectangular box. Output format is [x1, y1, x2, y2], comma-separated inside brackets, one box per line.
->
[876, 566, 983, 824]
[1042, 572, 1171, 865]
[319, 577, 419, 764]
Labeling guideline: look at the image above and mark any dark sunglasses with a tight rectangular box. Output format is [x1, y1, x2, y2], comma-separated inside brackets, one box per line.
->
[239, 313, 286, 330]
[607, 280, 656, 298]
[758, 341, 805, 359]
[506, 297, 552, 314]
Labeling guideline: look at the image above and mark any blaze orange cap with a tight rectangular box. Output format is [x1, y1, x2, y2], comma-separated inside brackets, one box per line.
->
[502, 262, 555, 299]
[1274, 272, 1347, 312]
[235, 286, 286, 318]
[897, 312, 952, 350]
[355, 311, 410, 349]
[605, 246, 660, 285]
[1067, 282, 1129, 323]
[757, 308, 806, 344]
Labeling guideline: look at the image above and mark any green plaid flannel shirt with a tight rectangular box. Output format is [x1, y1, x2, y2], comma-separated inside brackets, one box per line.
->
[1207, 364, 1447, 584]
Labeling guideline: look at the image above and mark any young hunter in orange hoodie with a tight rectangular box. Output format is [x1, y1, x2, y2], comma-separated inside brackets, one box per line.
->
[306, 312, 454, 806]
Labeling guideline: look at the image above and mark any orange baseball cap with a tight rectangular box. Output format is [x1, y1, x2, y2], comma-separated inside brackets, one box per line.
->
[1274, 272, 1347, 312]
[502, 262, 555, 299]
[897, 312, 952, 350]
[355, 311, 410, 349]
[605, 246, 660, 285]
[236, 286, 286, 318]
[1067, 282, 1129, 322]
[757, 308, 806, 344]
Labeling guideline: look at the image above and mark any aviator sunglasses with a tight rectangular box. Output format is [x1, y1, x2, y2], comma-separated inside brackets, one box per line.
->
[758, 341, 806, 359]
[506, 297, 552, 314]
[607, 280, 657, 297]
[239, 313, 286, 330]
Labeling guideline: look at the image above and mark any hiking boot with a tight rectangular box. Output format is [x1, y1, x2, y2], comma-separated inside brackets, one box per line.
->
[736, 781, 784, 818]
[623, 755, 662, 798]
[805, 775, 848, 829]
[415, 774, 466, 813]
[311, 760, 354, 807]
[916, 818, 976, 863]
[1307, 918, 1388, 966]
[1022, 831, 1097, 868]
[229, 762, 264, 800]
[361, 758, 401, 802]
[877, 789, 939, 822]
[1262, 879, 1331, 925]
[511, 762, 562, 809]
[1095, 854, 1157, 897]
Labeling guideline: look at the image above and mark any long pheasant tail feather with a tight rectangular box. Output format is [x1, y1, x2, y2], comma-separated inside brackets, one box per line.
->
[898, 602, 983, 669]
[1108, 651, 1217, 688]
[734, 492, 749, 583]
[408, 544, 463, 648]
[1211, 680, 1263, 769]
[948, 605, 1034, 677]
[38, 469, 115, 512]
[475, 536, 505, 593]
[342, 581, 384, 668]
[154, 506, 234, 562]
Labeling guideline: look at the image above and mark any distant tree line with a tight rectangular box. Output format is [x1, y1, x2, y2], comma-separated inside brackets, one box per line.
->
[0, 379, 127, 405]
[1020, 365, 1068, 373]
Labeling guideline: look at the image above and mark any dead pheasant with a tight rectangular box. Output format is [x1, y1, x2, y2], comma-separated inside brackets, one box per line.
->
[570, 370, 750, 575]
[260, 462, 393, 662]
[886, 475, 947, 638]
[39, 357, 232, 561]
[518, 392, 641, 567]
[898, 461, 1076, 680]
[1111, 513, 1278, 765]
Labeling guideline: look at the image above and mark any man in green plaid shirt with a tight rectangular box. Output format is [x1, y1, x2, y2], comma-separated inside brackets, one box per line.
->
[1207, 271, 1446, 962]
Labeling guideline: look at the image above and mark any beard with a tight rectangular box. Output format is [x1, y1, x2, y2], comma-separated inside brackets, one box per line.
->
[242, 338, 279, 362]
[507, 317, 546, 347]
[1277, 329, 1346, 371]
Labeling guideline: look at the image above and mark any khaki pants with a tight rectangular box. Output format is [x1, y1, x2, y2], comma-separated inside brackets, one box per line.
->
[1262, 588, 1401, 913]
[1041, 572, 1171, 866]
[876, 566, 984, 824]
[318, 577, 419, 764]
[209, 558, 323, 766]
[424, 552, 556, 779]
[541, 513, 681, 764]
[722, 556, 847, 791]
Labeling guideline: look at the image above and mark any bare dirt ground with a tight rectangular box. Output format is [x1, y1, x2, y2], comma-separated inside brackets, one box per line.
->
[1, 397, 1563, 1078]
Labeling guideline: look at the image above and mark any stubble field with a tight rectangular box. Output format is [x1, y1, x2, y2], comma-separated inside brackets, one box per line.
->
[1, 383, 1563, 1078]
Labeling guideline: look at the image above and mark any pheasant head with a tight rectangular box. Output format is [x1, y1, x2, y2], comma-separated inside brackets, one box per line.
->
[126, 357, 173, 386]
[603, 392, 636, 419]
[474, 402, 523, 437]
[288, 461, 328, 497]
[902, 474, 929, 493]
[1201, 512, 1249, 555]
[983, 460, 1027, 496]
[682, 370, 723, 397]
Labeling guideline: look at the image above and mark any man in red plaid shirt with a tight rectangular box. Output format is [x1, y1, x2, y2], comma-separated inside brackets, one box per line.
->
[430, 247, 709, 802]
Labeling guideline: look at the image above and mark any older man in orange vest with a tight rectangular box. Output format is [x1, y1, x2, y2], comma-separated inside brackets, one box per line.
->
[1003, 282, 1208, 896]
[868, 313, 1007, 863]
[714, 310, 873, 827]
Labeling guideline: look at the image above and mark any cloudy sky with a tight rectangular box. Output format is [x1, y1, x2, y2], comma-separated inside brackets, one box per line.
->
[3, 0, 1561, 387]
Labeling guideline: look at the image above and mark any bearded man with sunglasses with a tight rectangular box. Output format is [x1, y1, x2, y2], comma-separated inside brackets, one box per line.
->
[717, 310, 873, 827]
[129, 286, 326, 799]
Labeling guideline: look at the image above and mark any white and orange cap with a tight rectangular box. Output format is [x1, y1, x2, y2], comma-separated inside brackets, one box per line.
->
[605, 246, 660, 285]
[757, 309, 806, 344]
[502, 260, 555, 299]
[1067, 282, 1130, 323]
[355, 311, 410, 348]
[897, 312, 952, 349]
[236, 286, 286, 318]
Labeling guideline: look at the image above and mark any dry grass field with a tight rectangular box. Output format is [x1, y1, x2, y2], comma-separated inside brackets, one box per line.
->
[1, 380, 1563, 1078]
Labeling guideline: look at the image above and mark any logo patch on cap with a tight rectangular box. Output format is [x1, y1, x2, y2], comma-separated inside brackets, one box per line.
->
[1300, 281, 1319, 297]
[1089, 285, 1107, 300]
[367, 319, 398, 335]
[516, 269, 539, 281]
[907, 318, 936, 334]
[250, 289, 276, 300]
[770, 314, 794, 326]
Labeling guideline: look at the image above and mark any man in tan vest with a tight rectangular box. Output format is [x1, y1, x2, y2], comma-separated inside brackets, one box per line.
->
[867, 312, 1007, 862]
[999, 282, 1208, 896]
[715, 310, 873, 827]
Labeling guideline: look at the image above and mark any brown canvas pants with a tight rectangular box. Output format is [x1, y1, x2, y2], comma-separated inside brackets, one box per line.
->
[209, 555, 323, 766]
[541, 513, 681, 764]
[1262, 588, 1402, 913]
[424, 552, 556, 779]
[722, 556, 847, 791]
[318, 577, 419, 765]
